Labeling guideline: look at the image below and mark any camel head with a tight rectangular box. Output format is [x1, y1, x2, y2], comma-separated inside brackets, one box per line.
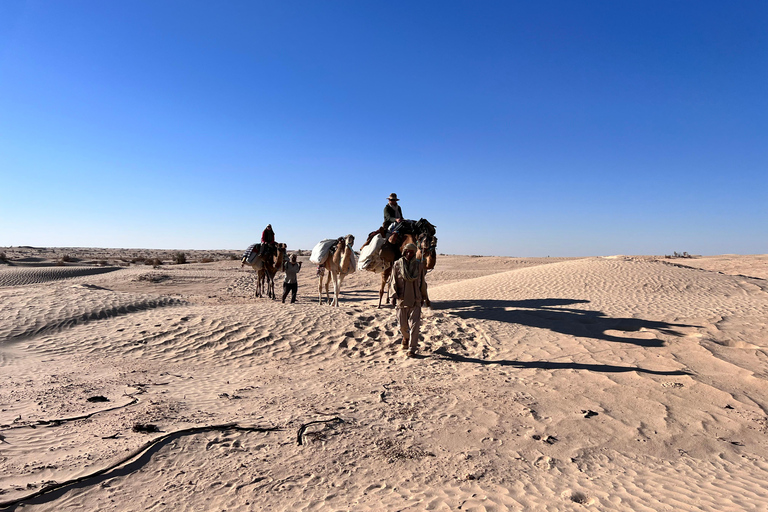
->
[344, 234, 355, 248]
[275, 243, 287, 264]
[419, 234, 437, 270]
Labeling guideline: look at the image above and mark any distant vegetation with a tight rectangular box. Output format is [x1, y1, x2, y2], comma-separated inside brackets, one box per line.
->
[665, 252, 693, 259]
[173, 252, 187, 264]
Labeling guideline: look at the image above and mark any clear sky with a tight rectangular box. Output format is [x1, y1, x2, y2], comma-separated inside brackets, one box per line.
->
[1, 1, 766, 256]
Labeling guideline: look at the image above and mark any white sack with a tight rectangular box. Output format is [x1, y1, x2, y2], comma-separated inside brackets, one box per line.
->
[357, 234, 388, 273]
[310, 239, 338, 265]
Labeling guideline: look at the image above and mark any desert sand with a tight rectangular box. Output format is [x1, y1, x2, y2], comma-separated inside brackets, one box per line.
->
[1, 247, 768, 511]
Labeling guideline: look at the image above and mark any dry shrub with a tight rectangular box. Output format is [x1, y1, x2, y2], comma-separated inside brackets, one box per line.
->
[201, 257, 214, 263]
[0, 252, 7, 263]
[173, 252, 187, 264]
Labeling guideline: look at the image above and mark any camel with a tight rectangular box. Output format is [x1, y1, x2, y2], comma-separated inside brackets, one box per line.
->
[359, 220, 437, 309]
[242, 243, 286, 299]
[318, 234, 355, 307]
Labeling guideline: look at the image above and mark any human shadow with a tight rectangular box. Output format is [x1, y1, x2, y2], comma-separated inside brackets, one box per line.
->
[435, 299, 698, 348]
[433, 348, 691, 376]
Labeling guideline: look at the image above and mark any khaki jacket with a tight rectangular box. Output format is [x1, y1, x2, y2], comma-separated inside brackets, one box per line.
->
[392, 257, 426, 308]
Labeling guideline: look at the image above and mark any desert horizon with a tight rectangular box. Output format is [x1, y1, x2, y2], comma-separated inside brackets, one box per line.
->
[2, 246, 767, 510]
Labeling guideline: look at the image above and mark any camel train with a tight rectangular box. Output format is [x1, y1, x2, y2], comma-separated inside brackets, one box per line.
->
[241, 243, 287, 299]
[240, 219, 436, 307]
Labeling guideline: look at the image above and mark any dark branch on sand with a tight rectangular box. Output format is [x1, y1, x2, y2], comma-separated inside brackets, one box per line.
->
[0, 395, 140, 431]
[296, 417, 344, 446]
[0, 423, 282, 510]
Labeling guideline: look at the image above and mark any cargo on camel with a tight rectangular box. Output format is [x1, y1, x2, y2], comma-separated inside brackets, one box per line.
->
[357, 218, 438, 308]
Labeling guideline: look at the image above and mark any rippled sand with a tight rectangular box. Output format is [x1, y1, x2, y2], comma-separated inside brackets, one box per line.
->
[1, 250, 767, 511]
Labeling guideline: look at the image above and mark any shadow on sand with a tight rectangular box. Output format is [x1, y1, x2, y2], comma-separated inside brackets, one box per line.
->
[435, 298, 698, 348]
[433, 347, 690, 376]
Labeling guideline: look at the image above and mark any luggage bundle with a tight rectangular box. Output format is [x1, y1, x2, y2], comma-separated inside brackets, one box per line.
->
[309, 239, 340, 266]
[357, 234, 388, 273]
[242, 243, 260, 265]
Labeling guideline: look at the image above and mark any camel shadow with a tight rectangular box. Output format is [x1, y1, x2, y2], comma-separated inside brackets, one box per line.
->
[335, 289, 380, 303]
[435, 299, 698, 348]
[433, 348, 691, 376]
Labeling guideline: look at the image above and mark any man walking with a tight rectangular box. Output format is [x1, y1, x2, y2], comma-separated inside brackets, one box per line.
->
[282, 253, 302, 304]
[391, 243, 426, 357]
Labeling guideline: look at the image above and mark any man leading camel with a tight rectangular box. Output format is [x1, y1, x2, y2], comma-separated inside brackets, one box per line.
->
[391, 243, 427, 358]
[282, 253, 302, 304]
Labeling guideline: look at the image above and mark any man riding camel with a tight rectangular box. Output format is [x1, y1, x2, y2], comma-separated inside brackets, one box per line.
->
[384, 193, 404, 236]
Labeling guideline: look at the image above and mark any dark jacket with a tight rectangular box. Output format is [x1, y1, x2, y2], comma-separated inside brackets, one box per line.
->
[384, 204, 403, 224]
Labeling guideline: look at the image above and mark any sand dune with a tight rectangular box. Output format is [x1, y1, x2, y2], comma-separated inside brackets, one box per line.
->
[1, 250, 767, 510]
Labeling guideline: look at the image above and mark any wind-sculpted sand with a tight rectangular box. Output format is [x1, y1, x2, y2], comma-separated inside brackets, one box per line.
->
[1, 249, 767, 511]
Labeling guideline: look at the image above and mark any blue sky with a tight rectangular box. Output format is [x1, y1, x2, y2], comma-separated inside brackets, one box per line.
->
[1, 1, 766, 256]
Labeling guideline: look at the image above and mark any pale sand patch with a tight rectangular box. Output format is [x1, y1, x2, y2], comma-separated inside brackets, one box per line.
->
[1, 249, 767, 511]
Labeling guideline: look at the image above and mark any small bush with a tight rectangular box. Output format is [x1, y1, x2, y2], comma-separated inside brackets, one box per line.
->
[201, 257, 214, 263]
[132, 257, 146, 264]
[98, 260, 108, 266]
[61, 254, 73, 262]
[0, 252, 7, 263]
[145, 258, 162, 267]
[173, 252, 187, 264]
[229, 254, 238, 260]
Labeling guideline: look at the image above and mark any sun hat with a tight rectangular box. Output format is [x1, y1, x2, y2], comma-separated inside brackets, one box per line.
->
[388, 193, 399, 201]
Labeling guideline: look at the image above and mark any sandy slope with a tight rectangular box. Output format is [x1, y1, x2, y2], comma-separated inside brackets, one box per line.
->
[1, 251, 767, 511]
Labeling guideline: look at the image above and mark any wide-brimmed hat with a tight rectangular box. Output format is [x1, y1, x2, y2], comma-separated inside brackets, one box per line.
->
[403, 243, 417, 253]
[387, 193, 399, 201]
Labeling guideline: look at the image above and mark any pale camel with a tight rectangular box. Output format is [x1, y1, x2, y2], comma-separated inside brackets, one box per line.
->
[318, 235, 355, 307]
[242, 243, 286, 299]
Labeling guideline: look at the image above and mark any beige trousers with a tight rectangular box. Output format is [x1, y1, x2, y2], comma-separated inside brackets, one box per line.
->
[397, 305, 422, 351]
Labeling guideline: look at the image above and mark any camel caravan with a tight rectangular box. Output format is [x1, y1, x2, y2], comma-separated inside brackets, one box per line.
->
[240, 195, 437, 307]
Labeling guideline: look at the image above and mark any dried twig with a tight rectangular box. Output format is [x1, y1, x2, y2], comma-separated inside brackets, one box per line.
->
[296, 417, 344, 446]
[0, 422, 281, 510]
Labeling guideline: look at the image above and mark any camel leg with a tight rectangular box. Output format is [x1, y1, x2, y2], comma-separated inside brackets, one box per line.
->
[423, 281, 430, 308]
[337, 273, 347, 306]
[332, 271, 341, 307]
[378, 267, 392, 309]
[324, 272, 332, 305]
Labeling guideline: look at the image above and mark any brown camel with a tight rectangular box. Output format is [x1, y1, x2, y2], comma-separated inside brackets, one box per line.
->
[242, 243, 286, 299]
[359, 219, 437, 308]
[318, 234, 355, 307]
